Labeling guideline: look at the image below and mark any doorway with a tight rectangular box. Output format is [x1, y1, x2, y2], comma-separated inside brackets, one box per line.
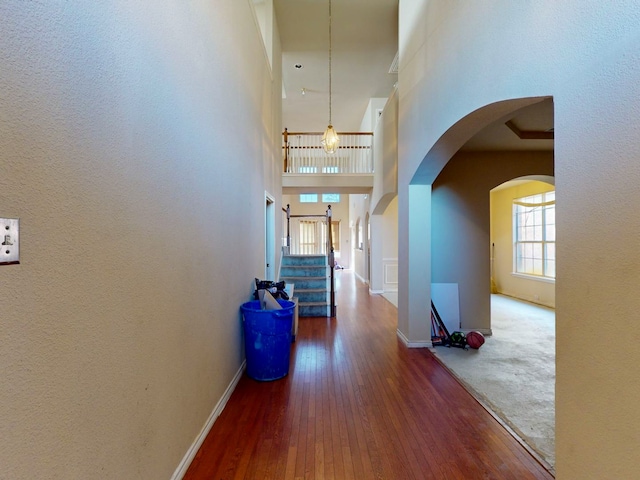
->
[265, 193, 275, 280]
[365, 213, 371, 284]
[426, 99, 556, 470]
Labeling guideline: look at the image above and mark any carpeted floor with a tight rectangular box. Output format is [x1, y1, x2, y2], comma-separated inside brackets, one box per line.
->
[427, 294, 555, 469]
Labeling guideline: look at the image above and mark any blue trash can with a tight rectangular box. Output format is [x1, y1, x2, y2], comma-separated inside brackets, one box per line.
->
[240, 300, 295, 381]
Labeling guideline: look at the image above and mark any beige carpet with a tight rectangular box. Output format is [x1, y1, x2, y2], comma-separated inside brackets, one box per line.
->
[428, 294, 555, 470]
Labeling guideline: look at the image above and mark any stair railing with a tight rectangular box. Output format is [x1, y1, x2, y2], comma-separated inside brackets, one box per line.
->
[327, 205, 336, 317]
[283, 204, 290, 255]
[285, 205, 330, 255]
[283, 204, 337, 317]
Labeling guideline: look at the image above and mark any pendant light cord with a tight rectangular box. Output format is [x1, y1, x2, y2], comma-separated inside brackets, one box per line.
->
[328, 0, 332, 125]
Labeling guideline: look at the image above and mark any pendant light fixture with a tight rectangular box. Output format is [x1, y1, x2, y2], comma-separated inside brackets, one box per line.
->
[321, 0, 339, 154]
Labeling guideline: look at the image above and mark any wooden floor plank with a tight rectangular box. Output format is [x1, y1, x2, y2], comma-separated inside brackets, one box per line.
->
[183, 271, 554, 480]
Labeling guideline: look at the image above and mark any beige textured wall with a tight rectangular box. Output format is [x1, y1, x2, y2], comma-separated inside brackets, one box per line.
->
[491, 181, 556, 307]
[398, 0, 640, 478]
[0, 1, 281, 478]
[371, 90, 398, 216]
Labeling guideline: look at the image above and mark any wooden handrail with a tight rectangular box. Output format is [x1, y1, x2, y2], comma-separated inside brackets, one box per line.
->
[282, 128, 374, 174]
[284, 146, 372, 149]
[285, 131, 373, 136]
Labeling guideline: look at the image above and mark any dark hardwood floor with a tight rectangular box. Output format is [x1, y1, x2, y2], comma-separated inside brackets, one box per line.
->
[184, 271, 553, 479]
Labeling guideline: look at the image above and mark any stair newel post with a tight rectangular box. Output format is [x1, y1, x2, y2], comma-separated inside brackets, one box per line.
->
[283, 128, 289, 173]
[327, 205, 336, 317]
[286, 203, 291, 255]
[326, 205, 331, 257]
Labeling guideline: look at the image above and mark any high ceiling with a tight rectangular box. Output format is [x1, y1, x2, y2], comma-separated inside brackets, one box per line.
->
[273, 0, 554, 151]
[274, 0, 399, 132]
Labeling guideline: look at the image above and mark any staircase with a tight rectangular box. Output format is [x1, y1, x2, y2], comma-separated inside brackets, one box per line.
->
[280, 254, 332, 317]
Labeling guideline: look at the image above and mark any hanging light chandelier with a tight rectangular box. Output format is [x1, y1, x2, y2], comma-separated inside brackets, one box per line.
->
[321, 0, 339, 154]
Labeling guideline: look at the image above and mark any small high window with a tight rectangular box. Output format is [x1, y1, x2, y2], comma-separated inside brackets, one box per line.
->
[299, 194, 318, 203]
[322, 193, 340, 203]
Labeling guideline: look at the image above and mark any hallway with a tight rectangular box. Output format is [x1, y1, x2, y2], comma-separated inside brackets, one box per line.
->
[184, 271, 553, 479]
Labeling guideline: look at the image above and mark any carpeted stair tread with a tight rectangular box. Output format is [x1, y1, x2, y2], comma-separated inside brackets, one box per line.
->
[280, 275, 326, 281]
[280, 254, 331, 317]
[281, 265, 326, 268]
[282, 255, 327, 266]
[280, 267, 327, 277]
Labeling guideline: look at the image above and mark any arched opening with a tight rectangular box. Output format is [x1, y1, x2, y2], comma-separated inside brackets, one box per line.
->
[406, 96, 555, 467]
[425, 98, 554, 331]
[404, 98, 555, 343]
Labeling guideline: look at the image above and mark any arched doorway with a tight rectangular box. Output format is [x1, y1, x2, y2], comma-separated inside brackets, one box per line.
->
[406, 97, 556, 467]
[403, 96, 554, 339]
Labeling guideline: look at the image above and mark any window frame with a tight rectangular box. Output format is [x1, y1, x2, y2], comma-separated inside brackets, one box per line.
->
[322, 193, 340, 203]
[299, 193, 318, 203]
[330, 220, 340, 252]
[512, 191, 555, 280]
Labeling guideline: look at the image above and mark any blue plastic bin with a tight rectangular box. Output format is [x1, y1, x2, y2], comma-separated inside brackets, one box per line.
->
[240, 300, 295, 381]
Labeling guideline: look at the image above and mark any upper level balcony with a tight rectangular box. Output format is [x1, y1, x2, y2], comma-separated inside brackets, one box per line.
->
[282, 129, 374, 194]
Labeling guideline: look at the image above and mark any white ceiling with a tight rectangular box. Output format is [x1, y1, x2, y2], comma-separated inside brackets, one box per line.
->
[274, 0, 553, 151]
[461, 98, 554, 152]
[275, 0, 399, 132]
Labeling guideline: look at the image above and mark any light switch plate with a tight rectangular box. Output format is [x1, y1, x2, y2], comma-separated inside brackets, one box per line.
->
[0, 218, 20, 265]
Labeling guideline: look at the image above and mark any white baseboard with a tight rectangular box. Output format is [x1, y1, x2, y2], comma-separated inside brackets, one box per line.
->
[369, 288, 384, 294]
[396, 329, 432, 348]
[171, 360, 246, 480]
[354, 272, 368, 284]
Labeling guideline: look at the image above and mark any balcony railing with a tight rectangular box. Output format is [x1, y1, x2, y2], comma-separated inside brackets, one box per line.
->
[283, 129, 373, 174]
